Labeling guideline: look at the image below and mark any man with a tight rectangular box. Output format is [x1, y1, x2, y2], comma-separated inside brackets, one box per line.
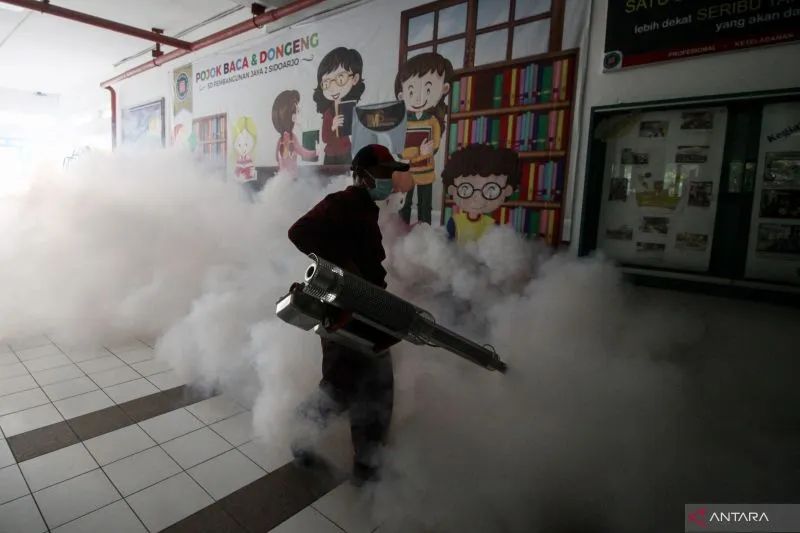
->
[287, 144, 410, 484]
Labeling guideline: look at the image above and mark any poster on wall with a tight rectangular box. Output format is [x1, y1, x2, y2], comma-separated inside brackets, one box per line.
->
[172, 64, 195, 150]
[745, 102, 800, 285]
[121, 99, 165, 148]
[596, 107, 728, 271]
[184, 0, 452, 224]
[173, 64, 193, 115]
[603, 0, 800, 71]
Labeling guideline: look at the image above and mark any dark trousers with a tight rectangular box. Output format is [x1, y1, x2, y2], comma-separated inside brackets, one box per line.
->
[399, 183, 433, 224]
[299, 339, 393, 467]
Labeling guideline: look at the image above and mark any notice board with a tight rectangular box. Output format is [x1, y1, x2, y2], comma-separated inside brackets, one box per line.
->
[603, 0, 800, 71]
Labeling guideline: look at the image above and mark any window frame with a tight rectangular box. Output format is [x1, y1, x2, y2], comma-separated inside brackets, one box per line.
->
[400, 0, 566, 71]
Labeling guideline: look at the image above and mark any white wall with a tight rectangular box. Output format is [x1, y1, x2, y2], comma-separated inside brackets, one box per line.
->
[566, 0, 800, 252]
[113, 27, 266, 146]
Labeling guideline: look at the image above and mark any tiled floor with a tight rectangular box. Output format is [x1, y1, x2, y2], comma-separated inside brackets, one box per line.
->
[0, 336, 371, 532]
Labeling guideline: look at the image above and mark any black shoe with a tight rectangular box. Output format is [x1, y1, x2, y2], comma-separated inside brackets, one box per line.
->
[351, 462, 379, 487]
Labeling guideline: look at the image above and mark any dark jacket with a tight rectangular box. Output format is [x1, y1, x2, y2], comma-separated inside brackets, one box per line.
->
[288, 185, 387, 288]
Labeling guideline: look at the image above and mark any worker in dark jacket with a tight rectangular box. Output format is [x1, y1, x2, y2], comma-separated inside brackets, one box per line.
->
[288, 144, 410, 484]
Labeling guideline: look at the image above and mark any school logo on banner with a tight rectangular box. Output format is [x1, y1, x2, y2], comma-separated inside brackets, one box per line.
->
[173, 64, 193, 114]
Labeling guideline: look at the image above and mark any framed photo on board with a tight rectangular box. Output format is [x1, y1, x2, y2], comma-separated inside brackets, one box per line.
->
[121, 98, 166, 148]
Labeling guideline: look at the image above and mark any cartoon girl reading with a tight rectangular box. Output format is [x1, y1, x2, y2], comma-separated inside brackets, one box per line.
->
[232, 116, 257, 183]
[312, 47, 365, 165]
[272, 90, 317, 178]
[395, 52, 453, 225]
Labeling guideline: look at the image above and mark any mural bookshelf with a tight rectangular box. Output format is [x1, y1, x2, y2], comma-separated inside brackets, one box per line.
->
[192, 113, 227, 170]
[443, 49, 577, 245]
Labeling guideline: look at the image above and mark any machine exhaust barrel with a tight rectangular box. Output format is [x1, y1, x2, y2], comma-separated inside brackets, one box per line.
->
[298, 255, 507, 372]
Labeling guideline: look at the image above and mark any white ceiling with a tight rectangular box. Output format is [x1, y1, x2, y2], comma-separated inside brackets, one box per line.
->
[0, 0, 251, 94]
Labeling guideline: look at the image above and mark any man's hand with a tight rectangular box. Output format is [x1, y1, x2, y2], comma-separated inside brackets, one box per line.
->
[328, 309, 353, 332]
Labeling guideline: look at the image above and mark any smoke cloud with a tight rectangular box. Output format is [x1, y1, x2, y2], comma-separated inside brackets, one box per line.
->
[1, 149, 797, 533]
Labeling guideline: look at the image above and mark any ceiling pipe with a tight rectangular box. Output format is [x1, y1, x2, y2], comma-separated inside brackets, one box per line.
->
[113, 4, 246, 68]
[0, 0, 193, 50]
[105, 86, 117, 150]
[99, 0, 325, 88]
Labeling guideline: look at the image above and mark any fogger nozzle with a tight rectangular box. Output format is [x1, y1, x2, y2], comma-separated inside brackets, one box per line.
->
[303, 258, 342, 303]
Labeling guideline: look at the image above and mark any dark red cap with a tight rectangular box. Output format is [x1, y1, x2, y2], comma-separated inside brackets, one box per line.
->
[351, 144, 410, 172]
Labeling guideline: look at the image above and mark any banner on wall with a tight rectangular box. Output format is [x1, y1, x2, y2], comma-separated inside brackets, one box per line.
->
[173, 64, 193, 115]
[596, 107, 728, 272]
[603, 0, 800, 71]
[194, 33, 320, 94]
[745, 101, 800, 285]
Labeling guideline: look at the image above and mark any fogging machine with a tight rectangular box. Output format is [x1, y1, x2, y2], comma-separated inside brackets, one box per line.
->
[276, 255, 507, 373]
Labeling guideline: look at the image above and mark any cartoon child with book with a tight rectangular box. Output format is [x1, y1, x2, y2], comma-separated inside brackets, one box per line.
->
[272, 90, 318, 178]
[313, 47, 365, 165]
[232, 116, 257, 183]
[443, 144, 519, 243]
[395, 52, 453, 225]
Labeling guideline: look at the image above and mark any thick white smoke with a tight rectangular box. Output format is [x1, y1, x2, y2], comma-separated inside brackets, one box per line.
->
[2, 149, 797, 533]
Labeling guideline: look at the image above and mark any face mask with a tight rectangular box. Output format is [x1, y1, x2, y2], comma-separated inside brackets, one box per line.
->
[369, 178, 394, 201]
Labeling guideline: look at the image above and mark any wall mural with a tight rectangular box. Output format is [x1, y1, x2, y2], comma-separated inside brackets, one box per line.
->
[395, 53, 453, 226]
[313, 47, 365, 166]
[443, 144, 520, 243]
[232, 116, 257, 183]
[273, 90, 318, 178]
[166, 0, 535, 241]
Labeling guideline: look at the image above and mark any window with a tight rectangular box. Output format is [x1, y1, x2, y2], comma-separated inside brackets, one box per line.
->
[192, 113, 228, 170]
[401, 0, 564, 70]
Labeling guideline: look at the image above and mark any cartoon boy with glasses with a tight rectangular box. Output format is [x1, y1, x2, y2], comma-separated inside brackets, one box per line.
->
[442, 144, 520, 243]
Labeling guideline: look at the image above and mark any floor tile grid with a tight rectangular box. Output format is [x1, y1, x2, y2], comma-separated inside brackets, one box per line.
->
[13, 340, 74, 373]
[28, 342, 128, 423]
[51, 336, 168, 398]
[100, 340, 184, 397]
[17, 404, 218, 531]
[2, 339, 265, 532]
[0, 340, 118, 436]
[0, 348, 41, 400]
[1, 339, 176, 421]
[195, 405, 358, 533]
[2, 338, 179, 533]
[4, 405, 126, 531]
[124, 406, 269, 529]
[69, 406, 256, 530]
[0, 341, 69, 440]
[46, 339, 177, 416]
[37, 381, 207, 531]
[186, 409, 270, 501]
[18, 402, 244, 532]
[43, 440, 148, 533]
[157, 407, 262, 497]
[0, 421, 51, 532]
[105, 409, 241, 530]
[197, 400, 287, 480]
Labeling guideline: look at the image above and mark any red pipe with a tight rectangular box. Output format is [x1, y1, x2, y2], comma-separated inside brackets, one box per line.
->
[100, 0, 324, 88]
[105, 86, 117, 150]
[0, 0, 192, 50]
